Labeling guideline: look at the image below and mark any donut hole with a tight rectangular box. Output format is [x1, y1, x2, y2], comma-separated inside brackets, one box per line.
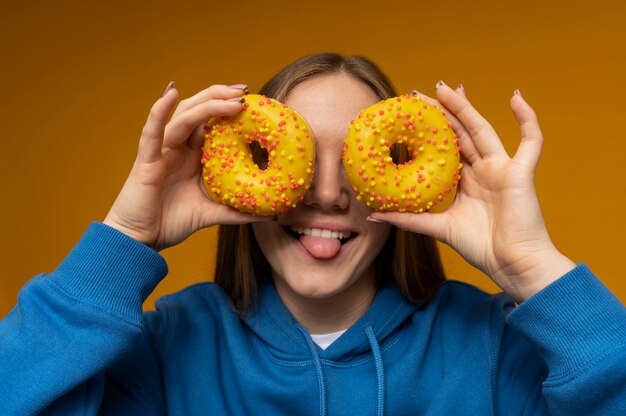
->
[249, 141, 269, 170]
[390, 142, 409, 165]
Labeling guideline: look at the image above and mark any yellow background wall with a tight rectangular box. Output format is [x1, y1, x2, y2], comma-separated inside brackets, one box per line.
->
[2, 0, 625, 317]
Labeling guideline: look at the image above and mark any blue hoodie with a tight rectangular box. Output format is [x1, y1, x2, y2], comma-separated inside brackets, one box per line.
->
[1, 222, 625, 415]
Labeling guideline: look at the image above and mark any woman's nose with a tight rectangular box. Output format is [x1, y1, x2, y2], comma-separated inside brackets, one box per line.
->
[303, 153, 350, 211]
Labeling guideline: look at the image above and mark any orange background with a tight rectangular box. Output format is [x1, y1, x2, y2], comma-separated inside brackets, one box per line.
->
[1, 0, 625, 317]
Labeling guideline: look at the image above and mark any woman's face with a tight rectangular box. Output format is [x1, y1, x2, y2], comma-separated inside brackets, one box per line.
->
[252, 73, 391, 302]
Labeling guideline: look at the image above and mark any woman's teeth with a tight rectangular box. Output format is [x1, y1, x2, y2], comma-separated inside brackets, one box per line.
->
[290, 226, 351, 240]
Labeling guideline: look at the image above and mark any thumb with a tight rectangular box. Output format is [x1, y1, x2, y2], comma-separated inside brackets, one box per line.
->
[369, 211, 451, 244]
[196, 198, 274, 229]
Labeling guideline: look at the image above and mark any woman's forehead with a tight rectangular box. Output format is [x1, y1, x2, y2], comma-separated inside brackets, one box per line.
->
[283, 74, 378, 142]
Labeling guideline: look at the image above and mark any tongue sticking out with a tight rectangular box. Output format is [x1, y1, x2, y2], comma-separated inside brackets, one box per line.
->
[299, 235, 342, 259]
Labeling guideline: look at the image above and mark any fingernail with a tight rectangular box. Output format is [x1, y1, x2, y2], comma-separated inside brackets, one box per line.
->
[366, 216, 386, 224]
[229, 84, 249, 94]
[410, 89, 420, 96]
[227, 97, 246, 103]
[514, 89, 522, 97]
[457, 83, 464, 90]
[163, 81, 175, 97]
[436, 80, 446, 89]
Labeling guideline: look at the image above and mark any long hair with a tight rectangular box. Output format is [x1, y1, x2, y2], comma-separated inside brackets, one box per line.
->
[214, 53, 446, 315]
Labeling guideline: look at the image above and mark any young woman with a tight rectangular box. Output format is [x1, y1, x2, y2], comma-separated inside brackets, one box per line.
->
[1, 53, 625, 415]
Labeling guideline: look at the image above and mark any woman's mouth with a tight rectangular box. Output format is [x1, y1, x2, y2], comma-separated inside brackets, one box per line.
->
[283, 225, 356, 258]
[285, 226, 353, 245]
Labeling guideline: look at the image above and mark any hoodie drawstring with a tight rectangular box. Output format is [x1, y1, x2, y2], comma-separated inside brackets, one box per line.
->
[295, 324, 386, 416]
[365, 325, 386, 416]
[295, 323, 327, 416]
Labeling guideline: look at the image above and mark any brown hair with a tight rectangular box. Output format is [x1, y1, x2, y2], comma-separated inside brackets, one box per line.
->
[215, 53, 446, 315]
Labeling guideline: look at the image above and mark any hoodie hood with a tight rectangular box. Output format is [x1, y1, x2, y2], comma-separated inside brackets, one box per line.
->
[243, 278, 420, 415]
[244, 279, 419, 362]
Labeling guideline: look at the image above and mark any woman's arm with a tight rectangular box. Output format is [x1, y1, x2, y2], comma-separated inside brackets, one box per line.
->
[0, 83, 266, 414]
[371, 83, 626, 413]
[0, 223, 167, 414]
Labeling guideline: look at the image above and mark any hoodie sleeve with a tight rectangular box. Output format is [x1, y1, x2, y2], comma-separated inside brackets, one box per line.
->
[0, 222, 168, 415]
[503, 264, 626, 415]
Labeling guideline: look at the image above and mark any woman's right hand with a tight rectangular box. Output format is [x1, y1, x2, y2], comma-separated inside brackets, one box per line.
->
[103, 83, 269, 251]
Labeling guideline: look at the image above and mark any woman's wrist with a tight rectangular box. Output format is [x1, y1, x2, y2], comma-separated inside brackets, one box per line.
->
[496, 249, 576, 303]
[103, 215, 156, 249]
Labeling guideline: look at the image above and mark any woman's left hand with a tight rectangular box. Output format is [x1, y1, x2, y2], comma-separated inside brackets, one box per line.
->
[369, 83, 575, 302]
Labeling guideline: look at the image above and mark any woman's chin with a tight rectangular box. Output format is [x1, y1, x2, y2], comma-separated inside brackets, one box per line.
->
[275, 268, 375, 304]
[283, 277, 347, 301]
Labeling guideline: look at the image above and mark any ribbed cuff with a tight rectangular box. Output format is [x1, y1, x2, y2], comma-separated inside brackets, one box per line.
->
[507, 263, 626, 381]
[50, 222, 168, 324]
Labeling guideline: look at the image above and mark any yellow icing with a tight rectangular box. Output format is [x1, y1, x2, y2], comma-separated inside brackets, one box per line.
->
[201, 94, 315, 216]
[342, 95, 462, 213]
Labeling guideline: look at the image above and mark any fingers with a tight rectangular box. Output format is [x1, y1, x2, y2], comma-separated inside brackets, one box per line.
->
[368, 211, 450, 245]
[163, 92, 245, 150]
[451, 84, 483, 164]
[188, 124, 211, 151]
[456, 83, 467, 98]
[172, 84, 248, 117]
[510, 90, 544, 169]
[451, 84, 482, 165]
[411, 88, 468, 137]
[436, 82, 507, 158]
[161, 84, 248, 150]
[196, 186, 275, 228]
[200, 203, 275, 228]
[411, 88, 480, 165]
[136, 83, 179, 164]
[137, 83, 247, 165]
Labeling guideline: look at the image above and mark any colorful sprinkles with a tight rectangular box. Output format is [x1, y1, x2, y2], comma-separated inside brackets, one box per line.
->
[342, 94, 462, 213]
[201, 94, 315, 216]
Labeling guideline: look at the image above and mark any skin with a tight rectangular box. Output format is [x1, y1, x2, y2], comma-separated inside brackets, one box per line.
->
[374, 83, 575, 303]
[251, 74, 391, 334]
[103, 84, 271, 252]
[104, 74, 575, 335]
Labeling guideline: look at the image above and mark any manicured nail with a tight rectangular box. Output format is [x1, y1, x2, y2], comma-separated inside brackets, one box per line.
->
[366, 216, 386, 224]
[514, 89, 522, 97]
[227, 97, 246, 103]
[163, 81, 175, 97]
[229, 84, 249, 94]
[436, 80, 446, 88]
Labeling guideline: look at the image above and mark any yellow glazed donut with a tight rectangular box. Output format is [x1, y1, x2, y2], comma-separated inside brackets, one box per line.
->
[201, 94, 315, 216]
[342, 94, 462, 213]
